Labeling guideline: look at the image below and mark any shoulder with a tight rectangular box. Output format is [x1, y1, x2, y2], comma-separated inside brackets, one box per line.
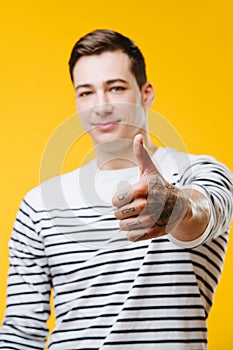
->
[154, 147, 232, 185]
[156, 146, 228, 170]
[23, 160, 97, 212]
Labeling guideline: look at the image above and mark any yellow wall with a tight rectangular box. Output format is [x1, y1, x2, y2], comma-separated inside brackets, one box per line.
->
[0, 1, 232, 349]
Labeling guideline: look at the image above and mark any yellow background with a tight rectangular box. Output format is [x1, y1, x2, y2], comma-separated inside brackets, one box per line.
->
[0, 0, 232, 349]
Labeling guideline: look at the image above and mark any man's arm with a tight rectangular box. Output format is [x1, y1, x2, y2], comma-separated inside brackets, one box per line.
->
[112, 134, 233, 246]
[0, 198, 51, 349]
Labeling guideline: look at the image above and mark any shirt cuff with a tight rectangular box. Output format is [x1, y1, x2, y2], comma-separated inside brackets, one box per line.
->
[167, 184, 215, 249]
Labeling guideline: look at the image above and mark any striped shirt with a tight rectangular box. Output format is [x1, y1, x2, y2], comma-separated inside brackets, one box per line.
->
[1, 147, 232, 350]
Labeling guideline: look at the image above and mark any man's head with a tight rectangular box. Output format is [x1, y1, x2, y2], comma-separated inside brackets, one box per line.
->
[69, 29, 147, 90]
[68, 29, 155, 162]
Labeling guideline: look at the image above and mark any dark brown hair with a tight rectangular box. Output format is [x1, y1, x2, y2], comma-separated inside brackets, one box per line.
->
[68, 29, 147, 89]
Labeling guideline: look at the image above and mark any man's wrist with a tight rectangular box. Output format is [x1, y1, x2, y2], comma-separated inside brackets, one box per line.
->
[169, 188, 211, 242]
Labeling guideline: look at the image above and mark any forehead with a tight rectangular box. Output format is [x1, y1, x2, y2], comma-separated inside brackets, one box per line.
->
[72, 51, 136, 86]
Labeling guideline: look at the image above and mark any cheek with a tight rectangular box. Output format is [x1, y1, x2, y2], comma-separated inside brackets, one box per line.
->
[120, 104, 146, 128]
[124, 92, 141, 105]
[79, 118, 88, 131]
[77, 110, 92, 131]
[76, 100, 88, 113]
[75, 96, 96, 113]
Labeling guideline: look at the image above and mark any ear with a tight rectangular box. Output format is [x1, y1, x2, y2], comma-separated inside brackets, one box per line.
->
[141, 82, 155, 108]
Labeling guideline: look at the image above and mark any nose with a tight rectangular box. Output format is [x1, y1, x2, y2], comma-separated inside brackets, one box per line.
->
[93, 92, 113, 117]
[94, 103, 113, 117]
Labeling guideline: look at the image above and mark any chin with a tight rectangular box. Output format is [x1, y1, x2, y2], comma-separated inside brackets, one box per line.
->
[94, 135, 134, 153]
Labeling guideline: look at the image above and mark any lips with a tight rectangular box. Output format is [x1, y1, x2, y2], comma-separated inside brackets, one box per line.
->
[93, 121, 120, 131]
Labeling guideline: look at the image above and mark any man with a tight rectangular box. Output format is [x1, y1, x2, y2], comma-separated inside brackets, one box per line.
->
[0, 29, 232, 349]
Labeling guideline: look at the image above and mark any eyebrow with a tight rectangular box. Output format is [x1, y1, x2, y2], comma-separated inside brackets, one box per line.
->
[75, 84, 92, 91]
[75, 79, 129, 91]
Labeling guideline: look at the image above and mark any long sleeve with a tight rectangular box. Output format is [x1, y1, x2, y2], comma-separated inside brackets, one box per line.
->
[169, 155, 233, 248]
[0, 199, 51, 349]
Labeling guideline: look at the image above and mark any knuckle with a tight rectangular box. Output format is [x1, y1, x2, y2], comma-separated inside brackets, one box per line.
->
[127, 231, 140, 242]
[137, 199, 147, 213]
[114, 209, 121, 219]
[134, 182, 147, 198]
[119, 220, 126, 230]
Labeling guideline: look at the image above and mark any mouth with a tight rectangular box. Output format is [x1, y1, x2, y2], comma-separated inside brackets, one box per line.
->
[93, 121, 120, 131]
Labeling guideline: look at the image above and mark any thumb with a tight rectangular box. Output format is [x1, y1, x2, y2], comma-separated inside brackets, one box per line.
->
[134, 134, 159, 176]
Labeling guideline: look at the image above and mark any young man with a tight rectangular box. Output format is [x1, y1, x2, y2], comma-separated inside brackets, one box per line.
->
[0, 29, 232, 349]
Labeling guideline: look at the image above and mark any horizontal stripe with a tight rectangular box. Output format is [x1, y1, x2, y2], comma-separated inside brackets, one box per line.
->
[1, 149, 232, 349]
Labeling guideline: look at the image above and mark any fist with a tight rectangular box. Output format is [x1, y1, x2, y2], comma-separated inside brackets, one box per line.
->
[112, 134, 187, 242]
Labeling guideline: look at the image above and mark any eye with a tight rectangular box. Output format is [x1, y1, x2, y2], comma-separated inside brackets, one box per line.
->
[110, 86, 126, 93]
[78, 91, 93, 97]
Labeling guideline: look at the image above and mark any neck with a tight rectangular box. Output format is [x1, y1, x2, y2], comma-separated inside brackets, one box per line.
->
[95, 136, 157, 170]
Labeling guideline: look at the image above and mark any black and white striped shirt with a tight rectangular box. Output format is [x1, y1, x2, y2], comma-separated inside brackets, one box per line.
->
[1, 147, 232, 349]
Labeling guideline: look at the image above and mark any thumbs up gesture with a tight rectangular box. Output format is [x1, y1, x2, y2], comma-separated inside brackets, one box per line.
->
[112, 134, 189, 242]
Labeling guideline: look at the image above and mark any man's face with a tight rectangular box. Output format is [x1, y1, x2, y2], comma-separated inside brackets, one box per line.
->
[73, 50, 154, 147]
